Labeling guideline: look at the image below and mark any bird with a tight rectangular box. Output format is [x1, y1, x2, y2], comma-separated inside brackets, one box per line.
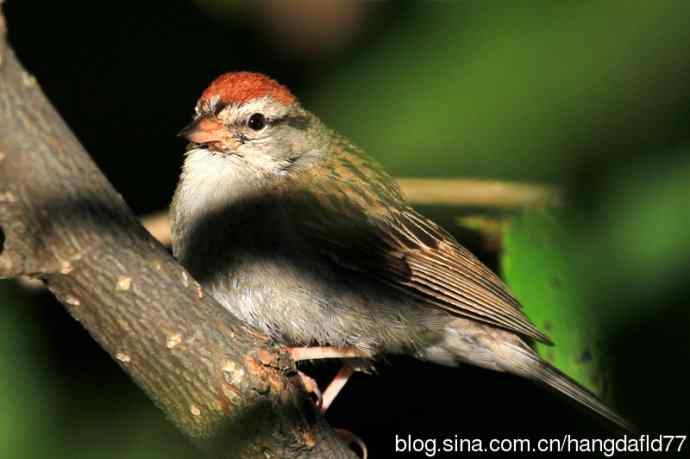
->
[170, 71, 633, 432]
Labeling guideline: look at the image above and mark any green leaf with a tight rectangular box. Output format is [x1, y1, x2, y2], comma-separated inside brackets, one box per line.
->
[501, 210, 606, 397]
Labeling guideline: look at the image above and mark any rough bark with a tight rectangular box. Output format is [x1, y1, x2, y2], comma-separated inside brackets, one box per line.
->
[0, 6, 355, 458]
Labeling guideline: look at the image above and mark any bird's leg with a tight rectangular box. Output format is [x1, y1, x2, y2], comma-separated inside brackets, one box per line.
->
[287, 346, 366, 412]
[287, 346, 368, 457]
[321, 365, 354, 413]
[287, 345, 368, 361]
[335, 428, 368, 459]
[296, 370, 322, 407]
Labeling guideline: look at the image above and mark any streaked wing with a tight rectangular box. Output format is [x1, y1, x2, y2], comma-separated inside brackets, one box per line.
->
[289, 136, 551, 344]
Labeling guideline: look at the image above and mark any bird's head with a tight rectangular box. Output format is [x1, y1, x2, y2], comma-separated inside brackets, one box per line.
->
[179, 72, 322, 173]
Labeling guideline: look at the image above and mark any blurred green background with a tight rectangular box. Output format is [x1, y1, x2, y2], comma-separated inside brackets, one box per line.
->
[2, 1, 689, 457]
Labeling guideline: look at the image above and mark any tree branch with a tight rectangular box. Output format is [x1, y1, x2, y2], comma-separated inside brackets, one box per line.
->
[0, 7, 354, 459]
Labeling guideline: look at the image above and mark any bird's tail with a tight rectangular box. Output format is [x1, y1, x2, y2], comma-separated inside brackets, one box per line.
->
[498, 340, 636, 432]
[535, 360, 637, 432]
[429, 321, 636, 432]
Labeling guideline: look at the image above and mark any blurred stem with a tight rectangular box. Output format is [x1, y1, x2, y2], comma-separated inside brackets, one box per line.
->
[398, 178, 560, 208]
[142, 211, 173, 247]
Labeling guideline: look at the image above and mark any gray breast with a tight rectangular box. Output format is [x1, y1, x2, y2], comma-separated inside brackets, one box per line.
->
[170, 151, 434, 355]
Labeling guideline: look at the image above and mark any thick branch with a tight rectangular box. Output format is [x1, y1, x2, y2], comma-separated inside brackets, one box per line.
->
[0, 9, 354, 459]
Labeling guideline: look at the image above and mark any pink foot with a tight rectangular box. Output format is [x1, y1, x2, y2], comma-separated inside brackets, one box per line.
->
[321, 365, 354, 413]
[297, 370, 322, 408]
[287, 346, 367, 362]
[287, 346, 365, 413]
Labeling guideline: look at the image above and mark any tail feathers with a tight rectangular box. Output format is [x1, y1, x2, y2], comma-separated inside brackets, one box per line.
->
[501, 341, 636, 432]
[537, 361, 637, 433]
[431, 322, 636, 432]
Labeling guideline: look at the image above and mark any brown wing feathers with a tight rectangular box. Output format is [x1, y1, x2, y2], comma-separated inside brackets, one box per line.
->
[297, 141, 552, 345]
[307, 202, 552, 344]
[384, 209, 551, 344]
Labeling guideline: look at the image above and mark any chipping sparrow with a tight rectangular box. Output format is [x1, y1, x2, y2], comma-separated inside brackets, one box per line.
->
[171, 72, 632, 431]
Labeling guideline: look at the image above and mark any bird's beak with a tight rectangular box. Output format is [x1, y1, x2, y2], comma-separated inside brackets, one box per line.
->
[178, 117, 225, 145]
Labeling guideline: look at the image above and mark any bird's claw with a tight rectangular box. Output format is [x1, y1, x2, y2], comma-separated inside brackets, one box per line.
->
[335, 428, 368, 459]
[297, 370, 323, 409]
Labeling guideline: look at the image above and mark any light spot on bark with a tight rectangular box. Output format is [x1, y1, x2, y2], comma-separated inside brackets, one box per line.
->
[60, 261, 73, 274]
[222, 360, 245, 385]
[190, 404, 201, 416]
[21, 71, 37, 88]
[0, 191, 17, 202]
[0, 151, 5, 161]
[152, 260, 162, 271]
[65, 295, 80, 306]
[116, 352, 131, 363]
[302, 431, 317, 449]
[183, 329, 202, 346]
[166, 333, 182, 349]
[220, 382, 241, 408]
[196, 283, 204, 298]
[181, 271, 189, 287]
[116, 276, 132, 291]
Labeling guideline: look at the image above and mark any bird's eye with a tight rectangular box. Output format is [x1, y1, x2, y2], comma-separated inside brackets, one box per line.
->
[247, 113, 266, 131]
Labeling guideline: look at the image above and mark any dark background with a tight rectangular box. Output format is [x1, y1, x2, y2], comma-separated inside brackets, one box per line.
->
[2, 1, 689, 458]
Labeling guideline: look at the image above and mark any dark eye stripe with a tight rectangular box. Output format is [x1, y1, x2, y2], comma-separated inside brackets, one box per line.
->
[269, 115, 308, 128]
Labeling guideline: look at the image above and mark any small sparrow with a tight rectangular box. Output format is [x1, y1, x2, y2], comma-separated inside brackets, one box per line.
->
[171, 72, 632, 431]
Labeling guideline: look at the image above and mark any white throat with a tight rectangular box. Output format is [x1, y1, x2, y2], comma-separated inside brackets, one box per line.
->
[177, 149, 247, 217]
[170, 148, 269, 255]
